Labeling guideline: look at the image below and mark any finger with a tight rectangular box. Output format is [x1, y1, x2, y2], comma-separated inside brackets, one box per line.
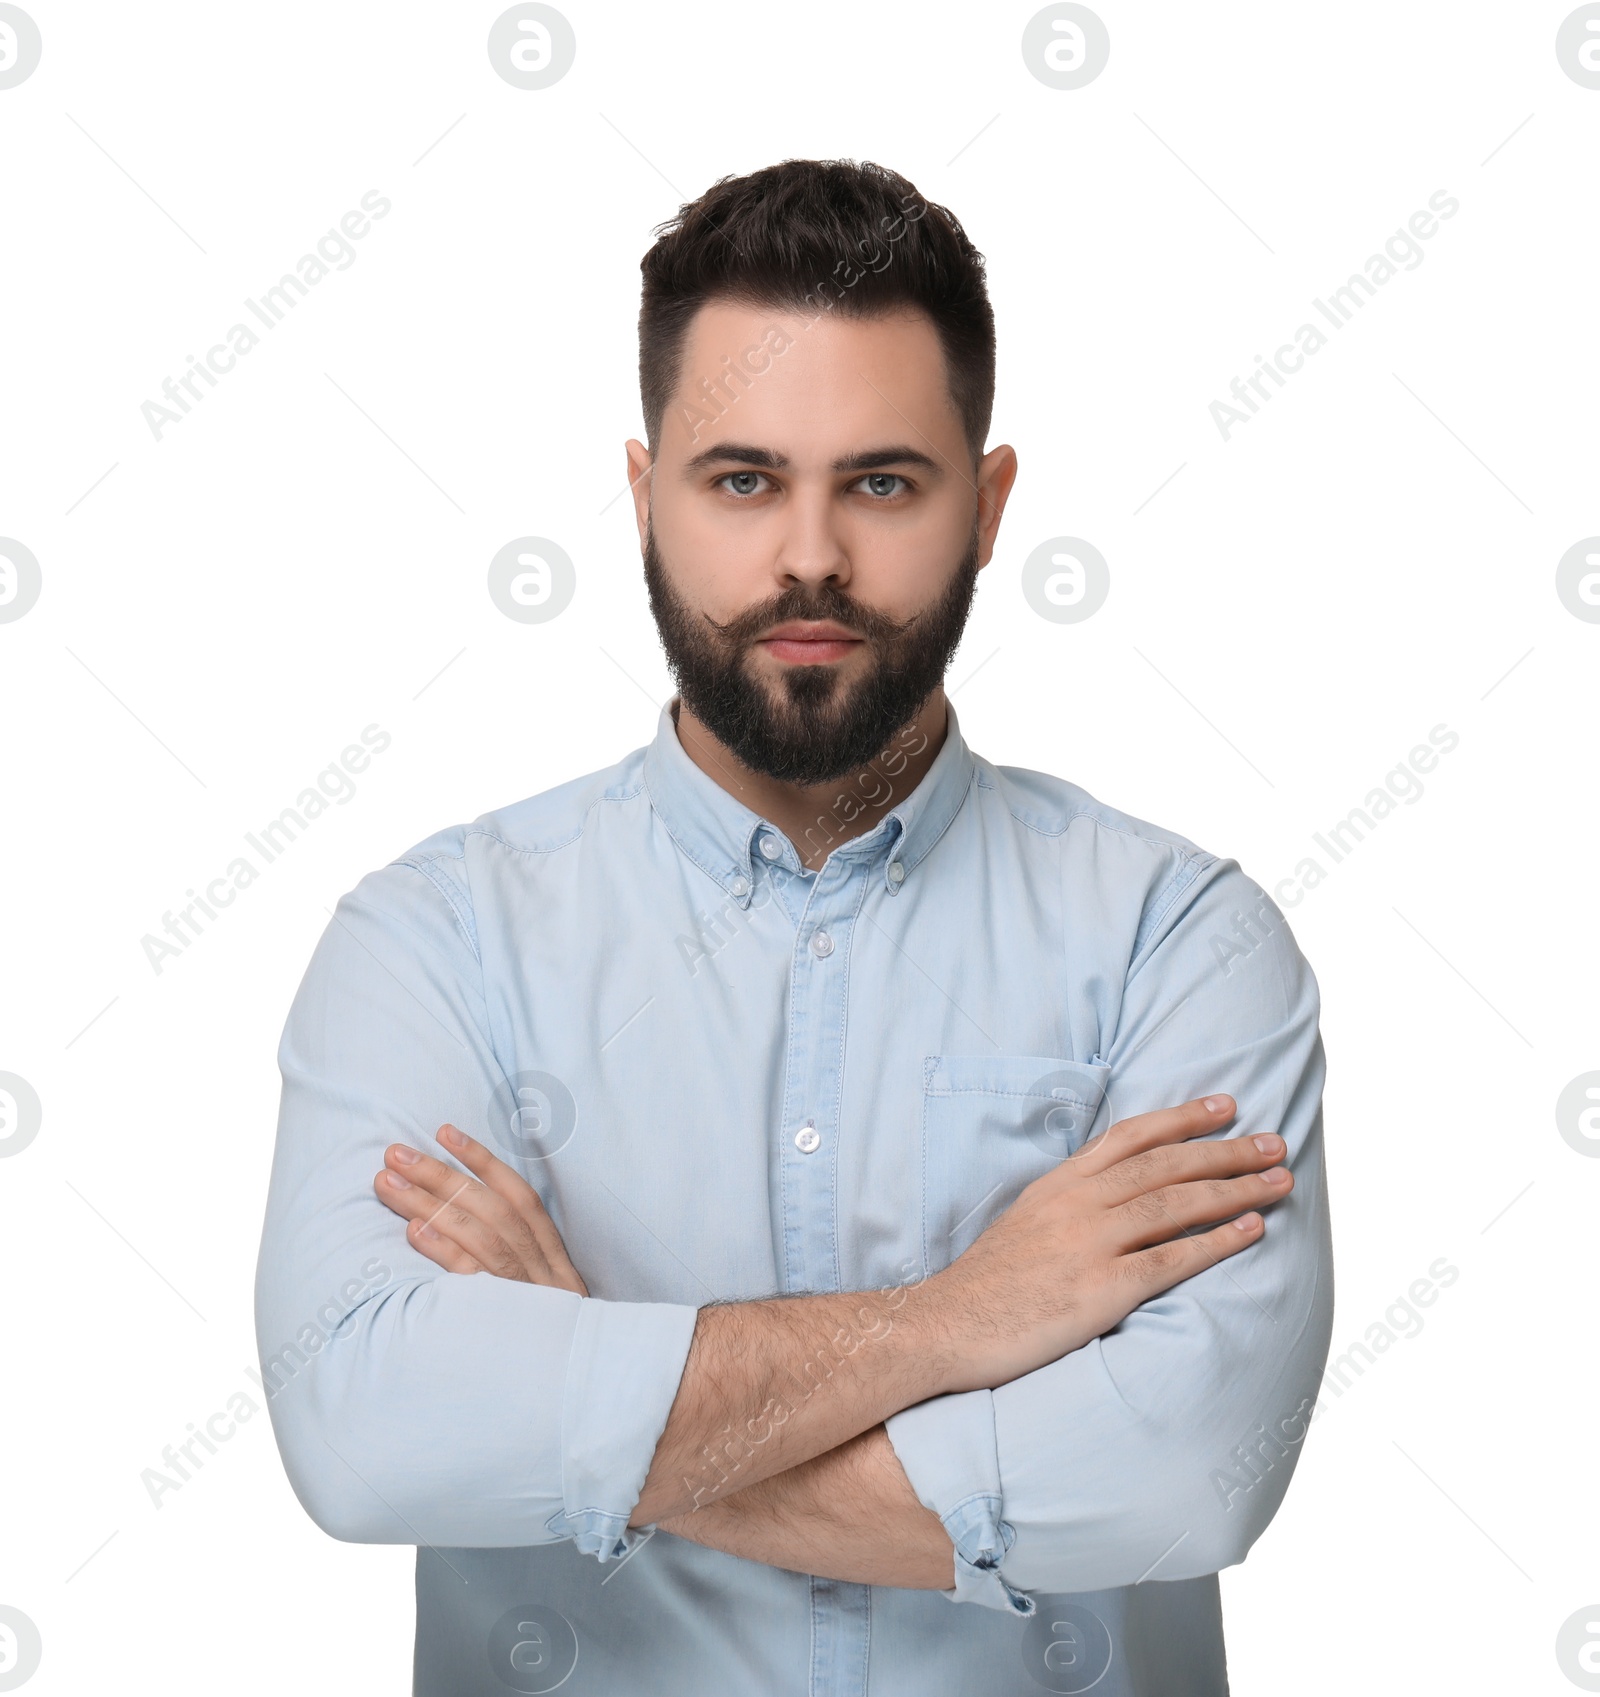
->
[372, 1173, 486, 1272]
[377, 1157, 555, 1284]
[1115, 1211, 1266, 1299]
[1110, 1166, 1293, 1250]
[384, 1142, 554, 1277]
[1095, 1128, 1287, 1209]
[434, 1126, 587, 1293]
[432, 1128, 588, 1296]
[1071, 1095, 1235, 1177]
[406, 1214, 486, 1275]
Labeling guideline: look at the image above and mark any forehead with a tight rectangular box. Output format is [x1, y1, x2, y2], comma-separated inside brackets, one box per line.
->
[662, 298, 962, 464]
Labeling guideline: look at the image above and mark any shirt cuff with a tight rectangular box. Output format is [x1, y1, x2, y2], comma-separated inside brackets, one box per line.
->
[547, 1296, 699, 1561]
[885, 1387, 1035, 1615]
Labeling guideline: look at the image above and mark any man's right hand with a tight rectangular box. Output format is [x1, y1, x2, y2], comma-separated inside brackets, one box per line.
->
[924, 1094, 1292, 1394]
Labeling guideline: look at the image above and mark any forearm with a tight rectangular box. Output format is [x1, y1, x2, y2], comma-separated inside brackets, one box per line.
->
[630, 1281, 954, 1526]
[657, 1424, 954, 1589]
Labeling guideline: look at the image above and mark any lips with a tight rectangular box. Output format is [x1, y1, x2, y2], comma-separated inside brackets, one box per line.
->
[756, 620, 863, 665]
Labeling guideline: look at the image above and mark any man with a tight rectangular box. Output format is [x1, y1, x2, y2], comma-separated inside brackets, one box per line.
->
[256, 159, 1332, 1696]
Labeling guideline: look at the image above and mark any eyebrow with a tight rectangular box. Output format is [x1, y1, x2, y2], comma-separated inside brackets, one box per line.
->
[833, 445, 942, 474]
[681, 442, 943, 476]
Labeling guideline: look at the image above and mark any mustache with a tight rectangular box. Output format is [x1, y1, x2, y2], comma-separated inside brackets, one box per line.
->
[702, 580, 919, 647]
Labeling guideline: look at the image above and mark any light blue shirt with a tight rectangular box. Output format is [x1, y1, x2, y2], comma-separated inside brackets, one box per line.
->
[256, 699, 1332, 1696]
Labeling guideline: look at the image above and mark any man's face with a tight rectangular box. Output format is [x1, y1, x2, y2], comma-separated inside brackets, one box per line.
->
[627, 300, 1016, 786]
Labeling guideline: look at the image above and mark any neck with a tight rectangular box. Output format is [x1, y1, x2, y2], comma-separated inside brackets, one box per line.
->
[673, 689, 950, 872]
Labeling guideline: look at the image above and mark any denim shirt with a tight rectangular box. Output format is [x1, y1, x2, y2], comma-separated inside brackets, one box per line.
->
[255, 699, 1333, 1696]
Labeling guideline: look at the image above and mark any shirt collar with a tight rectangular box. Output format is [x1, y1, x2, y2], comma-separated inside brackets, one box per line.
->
[642, 696, 976, 905]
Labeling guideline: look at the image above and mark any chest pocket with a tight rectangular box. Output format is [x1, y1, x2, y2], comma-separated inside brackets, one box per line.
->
[920, 1054, 1113, 1272]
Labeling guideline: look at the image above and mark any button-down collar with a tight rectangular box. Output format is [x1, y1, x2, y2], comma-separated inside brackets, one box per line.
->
[642, 695, 977, 902]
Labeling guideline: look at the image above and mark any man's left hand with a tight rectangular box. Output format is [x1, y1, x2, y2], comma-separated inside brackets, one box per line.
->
[373, 1125, 588, 1294]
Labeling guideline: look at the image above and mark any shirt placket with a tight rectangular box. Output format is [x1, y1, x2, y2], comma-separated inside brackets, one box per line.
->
[776, 849, 873, 1697]
[777, 851, 866, 1298]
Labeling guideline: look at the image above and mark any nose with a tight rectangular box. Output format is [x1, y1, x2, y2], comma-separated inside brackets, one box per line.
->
[772, 484, 851, 590]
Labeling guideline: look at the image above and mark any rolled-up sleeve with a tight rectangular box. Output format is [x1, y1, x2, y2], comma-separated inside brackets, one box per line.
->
[254, 852, 698, 1555]
[887, 853, 1334, 1613]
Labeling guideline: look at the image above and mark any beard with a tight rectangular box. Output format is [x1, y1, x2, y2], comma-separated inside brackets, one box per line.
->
[643, 523, 981, 786]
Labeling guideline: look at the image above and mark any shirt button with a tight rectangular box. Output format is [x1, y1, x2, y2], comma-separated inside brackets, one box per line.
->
[810, 929, 834, 958]
[886, 861, 906, 887]
[759, 836, 782, 860]
[794, 1125, 821, 1153]
[729, 875, 750, 898]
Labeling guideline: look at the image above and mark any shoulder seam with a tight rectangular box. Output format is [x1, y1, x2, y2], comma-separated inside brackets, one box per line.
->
[1134, 847, 1213, 955]
[392, 855, 480, 964]
[463, 779, 646, 859]
[983, 764, 1200, 857]
[1001, 793, 1207, 861]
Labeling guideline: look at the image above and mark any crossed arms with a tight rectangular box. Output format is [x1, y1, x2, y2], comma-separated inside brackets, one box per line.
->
[255, 852, 1332, 1604]
[370, 1094, 1288, 1589]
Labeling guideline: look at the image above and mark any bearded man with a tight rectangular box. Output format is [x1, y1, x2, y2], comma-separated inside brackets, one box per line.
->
[256, 158, 1332, 1697]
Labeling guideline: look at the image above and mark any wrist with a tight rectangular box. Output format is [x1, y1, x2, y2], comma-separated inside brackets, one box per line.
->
[887, 1267, 972, 1401]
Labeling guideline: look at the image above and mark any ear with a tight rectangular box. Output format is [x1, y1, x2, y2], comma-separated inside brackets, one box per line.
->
[624, 439, 653, 548]
[974, 444, 1018, 569]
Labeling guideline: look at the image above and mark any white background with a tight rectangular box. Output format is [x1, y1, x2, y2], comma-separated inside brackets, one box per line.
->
[2, 2, 1597, 1691]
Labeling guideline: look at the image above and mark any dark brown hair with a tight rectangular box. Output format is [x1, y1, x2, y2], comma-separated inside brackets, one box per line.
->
[639, 158, 995, 459]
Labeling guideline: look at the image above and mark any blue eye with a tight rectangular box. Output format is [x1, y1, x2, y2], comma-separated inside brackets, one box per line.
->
[859, 473, 905, 498]
[721, 471, 765, 496]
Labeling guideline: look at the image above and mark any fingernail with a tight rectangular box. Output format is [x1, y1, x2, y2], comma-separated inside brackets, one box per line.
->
[1262, 1167, 1290, 1184]
[384, 1171, 411, 1189]
[1204, 1096, 1231, 1113]
[391, 1145, 418, 1165]
[415, 1220, 439, 1240]
[1234, 1212, 1262, 1232]
[439, 1125, 465, 1148]
[1253, 1134, 1282, 1155]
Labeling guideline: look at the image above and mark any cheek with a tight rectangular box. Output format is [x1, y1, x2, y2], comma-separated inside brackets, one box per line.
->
[653, 499, 779, 611]
[842, 499, 971, 608]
